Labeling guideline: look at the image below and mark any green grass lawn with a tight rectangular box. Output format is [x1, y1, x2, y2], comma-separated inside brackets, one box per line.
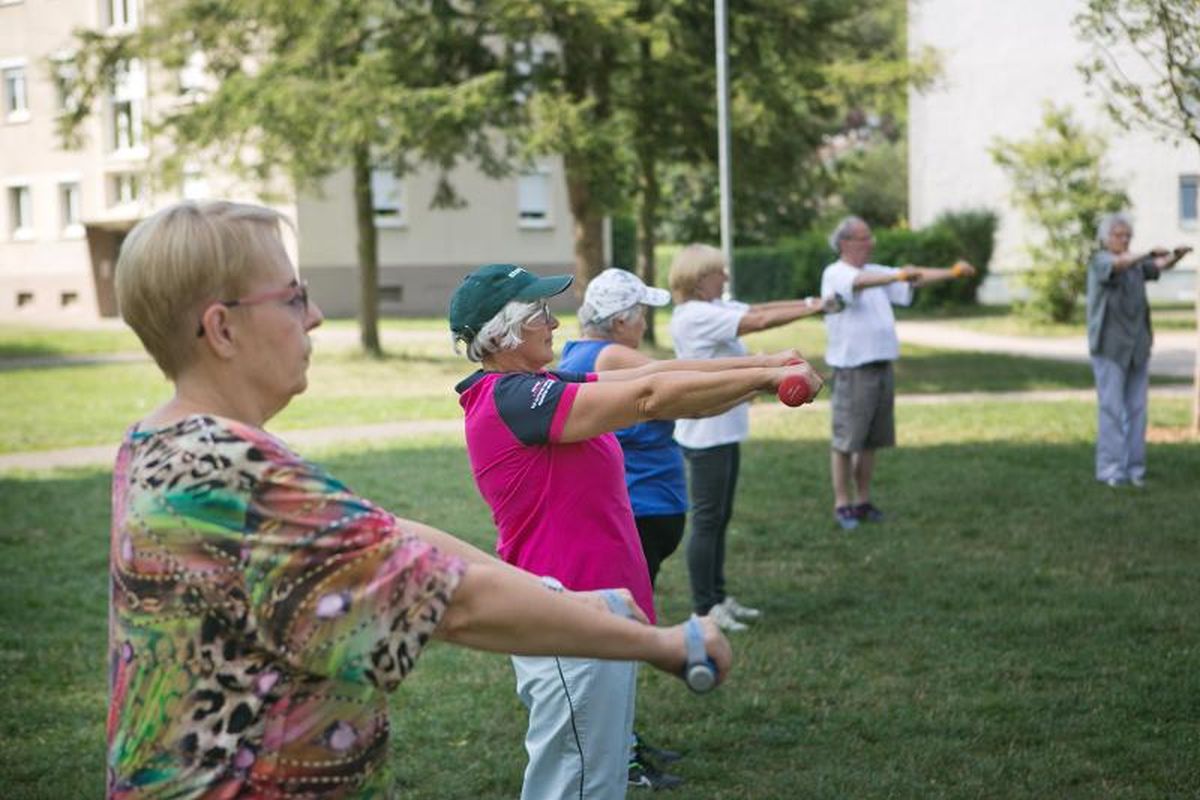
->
[2, 397, 1198, 799]
[0, 313, 1135, 454]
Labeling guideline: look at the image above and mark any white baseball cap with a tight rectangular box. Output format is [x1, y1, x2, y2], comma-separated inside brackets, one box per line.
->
[582, 268, 671, 322]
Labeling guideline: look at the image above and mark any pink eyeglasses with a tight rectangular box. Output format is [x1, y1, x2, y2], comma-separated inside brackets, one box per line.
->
[196, 281, 309, 337]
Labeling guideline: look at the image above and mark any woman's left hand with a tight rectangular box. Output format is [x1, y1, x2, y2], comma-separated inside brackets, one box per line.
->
[764, 349, 805, 367]
[573, 588, 649, 624]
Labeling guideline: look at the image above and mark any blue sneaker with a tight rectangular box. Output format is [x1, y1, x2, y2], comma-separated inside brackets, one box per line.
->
[834, 506, 859, 530]
[853, 502, 885, 523]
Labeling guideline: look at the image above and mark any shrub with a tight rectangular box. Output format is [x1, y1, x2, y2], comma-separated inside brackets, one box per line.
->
[665, 212, 998, 310]
[610, 215, 636, 271]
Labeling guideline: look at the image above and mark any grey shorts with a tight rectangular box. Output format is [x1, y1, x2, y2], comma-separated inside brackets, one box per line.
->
[831, 361, 896, 452]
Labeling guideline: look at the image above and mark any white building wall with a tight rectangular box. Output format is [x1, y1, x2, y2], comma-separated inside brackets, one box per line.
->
[298, 159, 578, 316]
[908, 0, 1199, 304]
[0, 0, 577, 320]
[0, 0, 106, 315]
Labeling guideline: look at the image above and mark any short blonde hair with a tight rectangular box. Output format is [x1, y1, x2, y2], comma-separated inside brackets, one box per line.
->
[669, 243, 726, 302]
[116, 200, 291, 378]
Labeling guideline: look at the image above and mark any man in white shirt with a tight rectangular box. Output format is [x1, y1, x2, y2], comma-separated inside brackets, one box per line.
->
[820, 216, 976, 530]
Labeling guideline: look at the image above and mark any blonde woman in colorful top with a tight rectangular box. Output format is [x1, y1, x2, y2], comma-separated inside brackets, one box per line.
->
[107, 200, 735, 800]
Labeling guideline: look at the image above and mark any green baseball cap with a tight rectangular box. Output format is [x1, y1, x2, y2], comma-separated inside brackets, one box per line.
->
[449, 263, 573, 343]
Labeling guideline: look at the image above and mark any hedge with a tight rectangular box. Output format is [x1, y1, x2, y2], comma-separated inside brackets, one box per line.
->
[727, 209, 998, 309]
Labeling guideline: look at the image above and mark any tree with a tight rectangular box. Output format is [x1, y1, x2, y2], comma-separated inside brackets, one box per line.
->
[990, 104, 1129, 323]
[59, 0, 510, 357]
[652, 0, 936, 248]
[1076, 0, 1200, 430]
[491, 1, 634, 295]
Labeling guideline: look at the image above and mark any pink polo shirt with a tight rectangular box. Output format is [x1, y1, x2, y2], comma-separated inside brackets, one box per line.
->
[456, 369, 655, 622]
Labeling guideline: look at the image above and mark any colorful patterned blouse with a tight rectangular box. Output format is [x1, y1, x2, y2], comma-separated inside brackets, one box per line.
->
[107, 415, 465, 798]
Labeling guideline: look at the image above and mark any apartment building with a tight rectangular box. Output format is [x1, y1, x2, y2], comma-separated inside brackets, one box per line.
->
[0, 0, 577, 319]
[908, 0, 1199, 303]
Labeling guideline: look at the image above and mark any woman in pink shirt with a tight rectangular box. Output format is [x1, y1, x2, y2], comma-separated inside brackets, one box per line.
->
[450, 263, 822, 799]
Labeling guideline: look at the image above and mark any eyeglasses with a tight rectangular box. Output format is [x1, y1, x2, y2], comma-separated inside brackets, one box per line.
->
[521, 300, 555, 329]
[196, 280, 310, 337]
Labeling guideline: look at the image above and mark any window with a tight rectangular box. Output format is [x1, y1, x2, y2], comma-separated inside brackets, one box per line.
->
[112, 100, 142, 149]
[8, 185, 32, 239]
[110, 60, 145, 152]
[3, 65, 29, 122]
[110, 172, 143, 206]
[178, 52, 207, 97]
[371, 168, 405, 227]
[60, 182, 82, 235]
[1180, 176, 1198, 229]
[517, 169, 551, 227]
[107, 0, 137, 29]
[53, 58, 81, 114]
[181, 167, 209, 200]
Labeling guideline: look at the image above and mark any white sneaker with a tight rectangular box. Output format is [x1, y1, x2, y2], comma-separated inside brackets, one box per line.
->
[707, 603, 748, 632]
[721, 596, 761, 621]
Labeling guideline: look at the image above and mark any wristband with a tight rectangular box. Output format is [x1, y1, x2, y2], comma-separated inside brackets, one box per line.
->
[682, 616, 718, 694]
[602, 589, 635, 619]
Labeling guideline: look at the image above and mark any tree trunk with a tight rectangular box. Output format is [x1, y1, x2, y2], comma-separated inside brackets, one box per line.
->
[564, 162, 605, 295]
[636, 156, 660, 346]
[351, 143, 382, 357]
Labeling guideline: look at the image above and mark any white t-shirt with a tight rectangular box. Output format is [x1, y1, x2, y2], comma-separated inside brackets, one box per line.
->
[669, 299, 750, 449]
[820, 260, 913, 369]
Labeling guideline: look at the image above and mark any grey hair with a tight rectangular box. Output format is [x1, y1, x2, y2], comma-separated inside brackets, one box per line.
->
[828, 215, 867, 253]
[830, 214, 868, 251]
[579, 302, 642, 338]
[452, 299, 539, 363]
[1097, 212, 1134, 246]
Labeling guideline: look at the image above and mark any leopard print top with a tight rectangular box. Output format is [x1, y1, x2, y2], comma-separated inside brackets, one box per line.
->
[107, 415, 464, 798]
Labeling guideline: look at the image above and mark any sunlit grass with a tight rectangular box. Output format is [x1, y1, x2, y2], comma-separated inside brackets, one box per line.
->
[2, 399, 1197, 799]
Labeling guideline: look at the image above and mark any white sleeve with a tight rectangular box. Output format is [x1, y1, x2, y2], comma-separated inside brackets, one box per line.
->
[884, 277, 913, 307]
[672, 302, 746, 359]
[821, 264, 857, 304]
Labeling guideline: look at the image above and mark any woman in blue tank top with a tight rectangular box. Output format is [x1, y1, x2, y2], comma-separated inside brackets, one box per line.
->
[560, 270, 687, 586]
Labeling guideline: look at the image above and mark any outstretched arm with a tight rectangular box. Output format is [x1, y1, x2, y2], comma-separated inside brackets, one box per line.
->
[594, 348, 805, 382]
[1154, 246, 1192, 272]
[736, 297, 824, 335]
[906, 260, 978, 287]
[561, 360, 822, 442]
[435, 552, 732, 683]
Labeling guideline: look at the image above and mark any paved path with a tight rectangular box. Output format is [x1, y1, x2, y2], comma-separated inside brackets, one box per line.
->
[895, 320, 1196, 378]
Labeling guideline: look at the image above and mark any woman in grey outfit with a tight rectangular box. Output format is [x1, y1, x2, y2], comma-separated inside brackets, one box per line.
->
[1085, 212, 1190, 487]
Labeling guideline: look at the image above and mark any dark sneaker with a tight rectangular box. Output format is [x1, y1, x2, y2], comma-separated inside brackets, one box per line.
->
[635, 732, 683, 765]
[853, 502, 884, 523]
[834, 506, 859, 530]
[629, 757, 684, 791]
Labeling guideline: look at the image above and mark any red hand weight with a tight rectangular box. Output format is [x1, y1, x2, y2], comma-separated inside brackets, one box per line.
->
[777, 358, 814, 406]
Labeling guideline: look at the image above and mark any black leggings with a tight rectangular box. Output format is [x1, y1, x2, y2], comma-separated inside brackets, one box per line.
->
[681, 442, 740, 614]
[634, 513, 686, 589]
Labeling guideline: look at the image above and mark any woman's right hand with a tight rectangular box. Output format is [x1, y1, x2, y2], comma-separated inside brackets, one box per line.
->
[653, 615, 733, 687]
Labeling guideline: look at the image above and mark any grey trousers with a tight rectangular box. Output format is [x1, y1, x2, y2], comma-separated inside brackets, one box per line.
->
[682, 442, 739, 615]
[512, 654, 637, 800]
[1090, 355, 1150, 483]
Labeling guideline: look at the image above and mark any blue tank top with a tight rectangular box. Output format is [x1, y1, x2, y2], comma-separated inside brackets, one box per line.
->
[559, 339, 688, 517]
